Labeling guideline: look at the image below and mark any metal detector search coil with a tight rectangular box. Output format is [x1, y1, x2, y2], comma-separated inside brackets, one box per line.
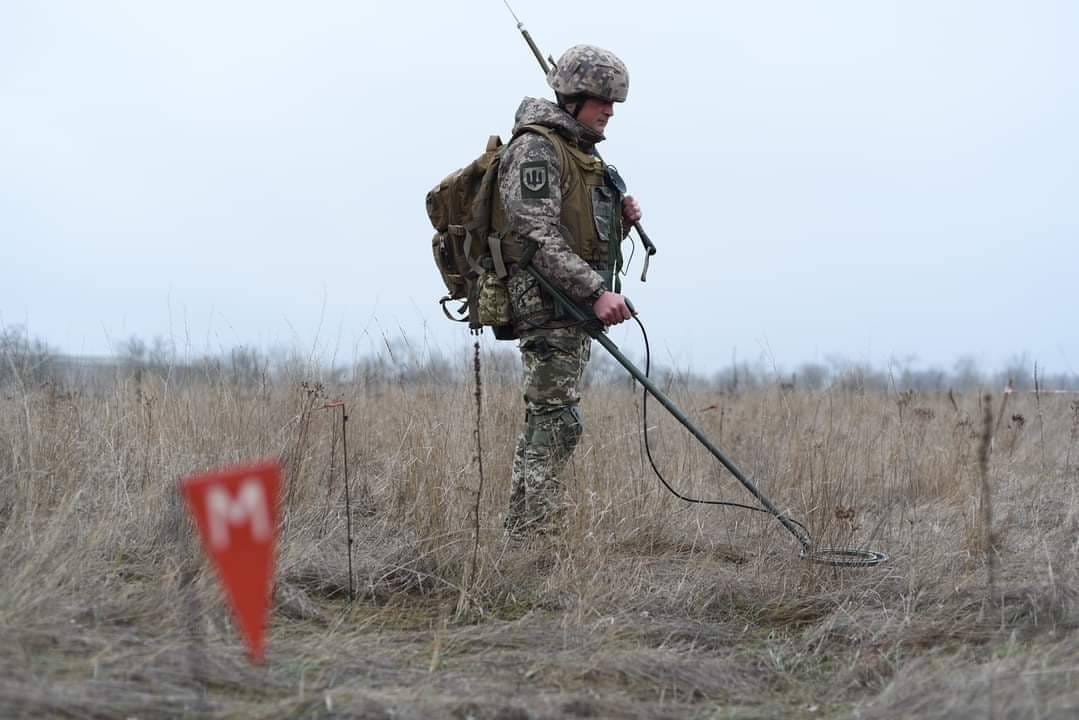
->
[801, 547, 890, 568]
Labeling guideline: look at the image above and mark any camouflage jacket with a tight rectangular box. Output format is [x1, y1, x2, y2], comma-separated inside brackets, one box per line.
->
[498, 97, 612, 308]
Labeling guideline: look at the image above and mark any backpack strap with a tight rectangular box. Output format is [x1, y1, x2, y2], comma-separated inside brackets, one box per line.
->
[488, 233, 508, 279]
[460, 226, 484, 276]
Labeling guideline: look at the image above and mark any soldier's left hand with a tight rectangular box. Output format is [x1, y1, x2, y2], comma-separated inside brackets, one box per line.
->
[622, 195, 642, 225]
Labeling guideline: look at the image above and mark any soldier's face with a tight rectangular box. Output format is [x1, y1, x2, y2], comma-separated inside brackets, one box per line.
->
[576, 97, 615, 135]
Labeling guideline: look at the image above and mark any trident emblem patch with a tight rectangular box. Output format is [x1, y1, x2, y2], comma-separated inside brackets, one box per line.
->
[520, 160, 550, 198]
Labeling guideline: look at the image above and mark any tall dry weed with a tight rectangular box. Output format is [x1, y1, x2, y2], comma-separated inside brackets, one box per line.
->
[1, 355, 1076, 718]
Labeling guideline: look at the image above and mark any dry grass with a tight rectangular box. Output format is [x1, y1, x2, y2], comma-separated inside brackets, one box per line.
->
[1, 355, 1077, 719]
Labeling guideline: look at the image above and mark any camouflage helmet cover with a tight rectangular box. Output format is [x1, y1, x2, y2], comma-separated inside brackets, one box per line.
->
[547, 44, 629, 103]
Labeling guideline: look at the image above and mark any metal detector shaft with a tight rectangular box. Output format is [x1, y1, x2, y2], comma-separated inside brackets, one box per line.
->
[525, 267, 810, 549]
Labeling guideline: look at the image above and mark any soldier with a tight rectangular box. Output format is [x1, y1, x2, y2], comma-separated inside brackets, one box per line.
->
[499, 44, 642, 540]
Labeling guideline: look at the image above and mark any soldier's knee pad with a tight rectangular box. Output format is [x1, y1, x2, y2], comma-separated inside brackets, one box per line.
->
[527, 404, 583, 453]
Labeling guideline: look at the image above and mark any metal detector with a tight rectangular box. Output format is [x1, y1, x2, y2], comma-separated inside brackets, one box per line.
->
[525, 266, 889, 568]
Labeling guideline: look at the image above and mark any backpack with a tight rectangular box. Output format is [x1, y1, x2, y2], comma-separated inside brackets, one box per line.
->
[426, 134, 521, 339]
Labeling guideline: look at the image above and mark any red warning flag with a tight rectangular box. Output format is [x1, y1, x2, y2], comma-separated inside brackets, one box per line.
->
[180, 460, 281, 664]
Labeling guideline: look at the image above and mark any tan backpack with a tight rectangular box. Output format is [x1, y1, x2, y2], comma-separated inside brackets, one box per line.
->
[426, 135, 518, 339]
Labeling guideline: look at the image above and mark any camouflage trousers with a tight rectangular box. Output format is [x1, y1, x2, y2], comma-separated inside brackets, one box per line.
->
[505, 326, 592, 537]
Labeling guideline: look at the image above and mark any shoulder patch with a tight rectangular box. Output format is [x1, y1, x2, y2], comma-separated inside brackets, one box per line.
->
[520, 160, 550, 199]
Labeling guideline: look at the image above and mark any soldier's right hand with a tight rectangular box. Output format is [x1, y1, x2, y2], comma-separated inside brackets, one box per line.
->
[592, 292, 633, 326]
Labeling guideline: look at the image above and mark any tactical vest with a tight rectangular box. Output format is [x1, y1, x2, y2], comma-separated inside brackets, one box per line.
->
[496, 124, 623, 291]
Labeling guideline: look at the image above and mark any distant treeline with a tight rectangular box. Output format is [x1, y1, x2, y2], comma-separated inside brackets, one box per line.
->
[2, 325, 1076, 394]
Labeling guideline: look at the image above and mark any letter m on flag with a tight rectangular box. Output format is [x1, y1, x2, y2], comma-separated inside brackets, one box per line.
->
[181, 460, 281, 663]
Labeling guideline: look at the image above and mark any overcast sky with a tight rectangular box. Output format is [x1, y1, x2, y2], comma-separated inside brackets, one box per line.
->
[2, 1, 1076, 374]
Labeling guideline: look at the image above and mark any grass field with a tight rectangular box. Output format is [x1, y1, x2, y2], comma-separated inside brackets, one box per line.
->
[1, 349, 1077, 719]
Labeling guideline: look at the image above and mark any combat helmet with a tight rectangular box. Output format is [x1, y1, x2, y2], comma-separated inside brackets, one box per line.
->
[547, 45, 629, 103]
